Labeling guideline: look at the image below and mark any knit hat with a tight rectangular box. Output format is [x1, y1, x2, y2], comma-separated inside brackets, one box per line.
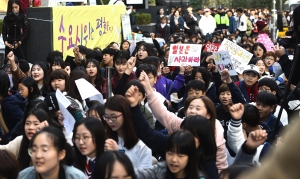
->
[44, 92, 59, 112]
[243, 64, 260, 76]
[256, 20, 268, 31]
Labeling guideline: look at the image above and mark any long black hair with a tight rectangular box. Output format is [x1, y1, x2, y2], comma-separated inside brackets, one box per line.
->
[18, 77, 39, 101]
[92, 151, 136, 179]
[31, 62, 50, 97]
[72, 117, 107, 172]
[164, 130, 200, 179]
[18, 108, 54, 170]
[6, 0, 24, 15]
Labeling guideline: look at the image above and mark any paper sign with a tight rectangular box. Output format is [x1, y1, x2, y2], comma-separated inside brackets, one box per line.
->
[168, 44, 202, 66]
[75, 78, 103, 101]
[55, 90, 75, 135]
[121, 14, 132, 40]
[213, 51, 237, 76]
[128, 33, 143, 41]
[203, 43, 221, 52]
[218, 39, 253, 74]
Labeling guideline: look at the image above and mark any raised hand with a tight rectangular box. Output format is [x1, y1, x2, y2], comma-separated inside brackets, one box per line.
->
[65, 66, 71, 76]
[125, 85, 140, 107]
[36, 121, 49, 132]
[7, 51, 15, 61]
[245, 130, 268, 150]
[179, 64, 185, 75]
[229, 103, 244, 120]
[273, 43, 286, 58]
[125, 56, 136, 75]
[185, 65, 193, 75]
[138, 71, 153, 95]
[162, 67, 170, 75]
[221, 69, 232, 84]
[105, 139, 119, 151]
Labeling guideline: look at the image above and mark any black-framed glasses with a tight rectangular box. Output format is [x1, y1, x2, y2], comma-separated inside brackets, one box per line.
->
[73, 136, 93, 144]
[102, 113, 123, 122]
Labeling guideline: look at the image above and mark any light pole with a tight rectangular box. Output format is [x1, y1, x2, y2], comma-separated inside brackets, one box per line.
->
[271, 0, 277, 42]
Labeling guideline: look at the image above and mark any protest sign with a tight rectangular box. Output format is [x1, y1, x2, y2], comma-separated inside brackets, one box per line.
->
[52, 6, 125, 58]
[213, 51, 237, 76]
[121, 14, 132, 41]
[168, 44, 202, 66]
[203, 43, 221, 52]
[218, 38, 253, 74]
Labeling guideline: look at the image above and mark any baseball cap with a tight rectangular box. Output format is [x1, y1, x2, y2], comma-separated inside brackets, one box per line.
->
[243, 64, 260, 76]
[217, 6, 223, 10]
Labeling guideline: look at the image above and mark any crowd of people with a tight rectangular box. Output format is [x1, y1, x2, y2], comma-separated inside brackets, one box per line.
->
[1, 0, 300, 178]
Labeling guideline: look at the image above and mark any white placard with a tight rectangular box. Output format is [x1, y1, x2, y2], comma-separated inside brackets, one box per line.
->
[168, 44, 202, 66]
[121, 14, 132, 40]
[218, 38, 253, 74]
[213, 51, 237, 76]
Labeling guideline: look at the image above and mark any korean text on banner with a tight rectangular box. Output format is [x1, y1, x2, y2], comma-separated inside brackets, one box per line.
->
[213, 51, 237, 76]
[0, 0, 8, 12]
[203, 43, 221, 52]
[168, 44, 202, 66]
[52, 6, 125, 58]
[218, 38, 253, 74]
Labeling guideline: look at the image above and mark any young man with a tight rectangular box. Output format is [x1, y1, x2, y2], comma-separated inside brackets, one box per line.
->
[227, 10, 237, 34]
[199, 8, 216, 38]
[101, 47, 116, 68]
[156, 16, 170, 41]
[215, 6, 229, 32]
[183, 5, 198, 36]
[235, 64, 260, 102]
[227, 103, 272, 163]
[236, 7, 247, 36]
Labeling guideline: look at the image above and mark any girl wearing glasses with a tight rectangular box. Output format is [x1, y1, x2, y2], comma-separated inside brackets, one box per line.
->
[104, 95, 152, 169]
[18, 126, 86, 179]
[72, 117, 107, 179]
[0, 108, 55, 171]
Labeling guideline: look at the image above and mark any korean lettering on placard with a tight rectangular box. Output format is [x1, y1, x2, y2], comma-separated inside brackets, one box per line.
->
[171, 44, 200, 64]
[213, 51, 237, 76]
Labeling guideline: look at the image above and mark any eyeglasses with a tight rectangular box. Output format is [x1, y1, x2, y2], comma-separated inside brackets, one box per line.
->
[28, 148, 48, 157]
[264, 57, 274, 61]
[73, 136, 93, 144]
[102, 113, 123, 122]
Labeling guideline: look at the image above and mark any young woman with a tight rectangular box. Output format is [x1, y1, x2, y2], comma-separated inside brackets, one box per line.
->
[18, 126, 86, 179]
[132, 71, 227, 174]
[85, 59, 106, 96]
[92, 151, 137, 179]
[48, 56, 66, 75]
[111, 50, 136, 95]
[31, 62, 49, 99]
[49, 69, 69, 92]
[2, 0, 29, 58]
[136, 43, 154, 67]
[261, 51, 276, 77]
[0, 70, 27, 132]
[255, 59, 266, 76]
[156, 8, 165, 26]
[170, 9, 184, 34]
[0, 150, 19, 179]
[0, 108, 54, 170]
[251, 43, 267, 58]
[73, 117, 107, 178]
[18, 77, 39, 101]
[87, 102, 105, 123]
[135, 130, 206, 179]
[104, 95, 152, 169]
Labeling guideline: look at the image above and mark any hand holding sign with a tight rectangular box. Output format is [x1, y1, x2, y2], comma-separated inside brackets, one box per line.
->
[213, 51, 237, 76]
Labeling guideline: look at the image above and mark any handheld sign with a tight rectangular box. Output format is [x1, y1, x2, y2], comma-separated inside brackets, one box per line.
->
[55, 90, 75, 136]
[168, 44, 202, 66]
[203, 43, 221, 52]
[121, 14, 132, 41]
[218, 39, 253, 74]
[75, 78, 104, 104]
[213, 51, 237, 76]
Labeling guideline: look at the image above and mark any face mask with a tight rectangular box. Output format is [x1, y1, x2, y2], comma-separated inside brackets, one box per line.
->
[8, 75, 13, 88]
[13, 11, 19, 16]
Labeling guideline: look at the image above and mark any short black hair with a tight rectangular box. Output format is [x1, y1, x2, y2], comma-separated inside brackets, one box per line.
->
[185, 80, 206, 94]
[256, 91, 277, 106]
[0, 70, 10, 97]
[242, 104, 260, 127]
[86, 50, 103, 63]
[258, 78, 278, 93]
[46, 50, 63, 64]
[18, 59, 30, 73]
[143, 56, 162, 70]
[236, 8, 243, 13]
[102, 48, 117, 56]
[135, 64, 157, 78]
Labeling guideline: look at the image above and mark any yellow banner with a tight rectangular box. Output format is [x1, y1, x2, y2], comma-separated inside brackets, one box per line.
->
[0, 0, 8, 12]
[52, 5, 125, 58]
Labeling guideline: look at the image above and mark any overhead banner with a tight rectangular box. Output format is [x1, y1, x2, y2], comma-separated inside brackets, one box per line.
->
[52, 6, 125, 58]
[0, 0, 8, 12]
[168, 44, 202, 66]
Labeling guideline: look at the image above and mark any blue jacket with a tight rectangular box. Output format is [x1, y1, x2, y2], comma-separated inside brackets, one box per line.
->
[170, 15, 185, 34]
[263, 113, 283, 143]
[130, 105, 219, 179]
[1, 91, 27, 131]
[229, 16, 237, 34]
[154, 75, 185, 101]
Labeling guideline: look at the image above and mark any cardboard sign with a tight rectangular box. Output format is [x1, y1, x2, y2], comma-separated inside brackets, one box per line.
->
[203, 43, 221, 52]
[168, 44, 202, 66]
[213, 51, 237, 76]
[121, 14, 132, 41]
[218, 38, 253, 74]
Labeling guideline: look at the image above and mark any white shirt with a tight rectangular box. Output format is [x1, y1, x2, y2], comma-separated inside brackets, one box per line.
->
[198, 15, 216, 35]
[118, 137, 152, 169]
[237, 14, 247, 31]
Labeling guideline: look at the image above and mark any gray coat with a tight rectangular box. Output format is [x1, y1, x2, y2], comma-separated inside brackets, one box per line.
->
[135, 162, 206, 179]
[17, 165, 86, 179]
